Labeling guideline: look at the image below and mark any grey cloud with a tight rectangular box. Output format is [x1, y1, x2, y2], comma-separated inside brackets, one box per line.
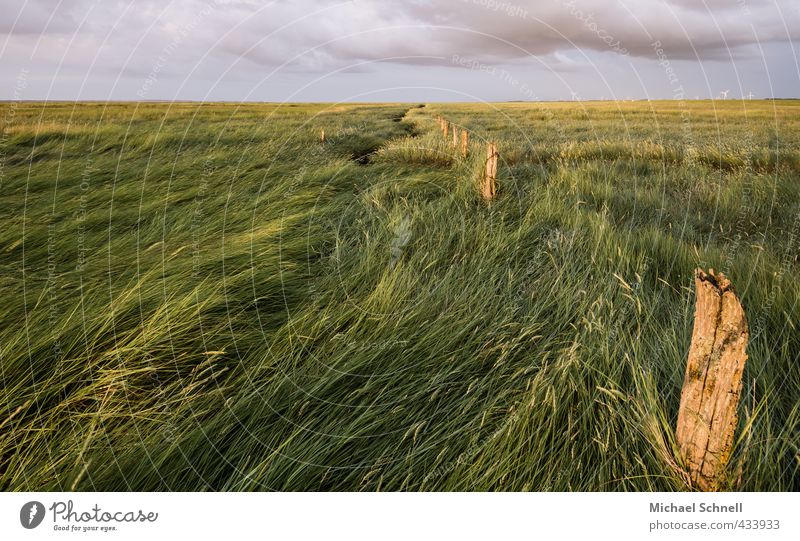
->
[205, 0, 800, 70]
[5, 0, 798, 67]
[0, 0, 84, 35]
[0, 0, 797, 100]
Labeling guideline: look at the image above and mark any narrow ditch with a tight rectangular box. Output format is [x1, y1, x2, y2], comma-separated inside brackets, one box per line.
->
[351, 104, 425, 166]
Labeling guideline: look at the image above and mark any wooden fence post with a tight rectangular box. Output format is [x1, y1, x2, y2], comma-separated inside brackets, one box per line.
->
[676, 268, 749, 491]
[442, 119, 449, 139]
[483, 142, 498, 200]
[461, 130, 469, 158]
[320, 129, 325, 143]
[452, 124, 458, 147]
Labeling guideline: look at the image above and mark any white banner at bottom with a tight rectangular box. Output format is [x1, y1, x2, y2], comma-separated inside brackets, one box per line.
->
[1, 492, 797, 540]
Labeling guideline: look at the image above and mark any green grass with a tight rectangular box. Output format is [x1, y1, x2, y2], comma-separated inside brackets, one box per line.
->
[0, 100, 798, 491]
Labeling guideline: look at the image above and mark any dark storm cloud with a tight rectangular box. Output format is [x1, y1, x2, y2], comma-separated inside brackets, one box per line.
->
[204, 0, 800, 66]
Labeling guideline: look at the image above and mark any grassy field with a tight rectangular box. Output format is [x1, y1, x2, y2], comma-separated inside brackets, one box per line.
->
[1, 99, 798, 491]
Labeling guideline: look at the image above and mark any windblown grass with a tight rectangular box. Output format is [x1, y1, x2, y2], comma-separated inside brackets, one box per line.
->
[0, 100, 798, 491]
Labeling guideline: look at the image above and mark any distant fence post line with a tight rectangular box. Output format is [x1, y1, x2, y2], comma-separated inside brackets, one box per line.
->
[332, 111, 752, 490]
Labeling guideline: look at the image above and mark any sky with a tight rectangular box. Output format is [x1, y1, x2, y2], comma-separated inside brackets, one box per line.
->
[1, 0, 799, 102]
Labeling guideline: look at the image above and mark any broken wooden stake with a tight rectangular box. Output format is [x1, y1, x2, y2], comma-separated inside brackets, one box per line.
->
[461, 130, 469, 158]
[483, 142, 498, 200]
[676, 268, 749, 491]
[320, 129, 325, 143]
[442, 120, 449, 139]
[452, 124, 458, 147]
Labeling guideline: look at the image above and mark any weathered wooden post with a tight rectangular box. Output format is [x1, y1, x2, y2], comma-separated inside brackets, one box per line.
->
[483, 142, 498, 200]
[442, 119, 449, 139]
[452, 124, 458, 147]
[676, 268, 749, 491]
[461, 130, 469, 158]
[320, 129, 325, 143]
